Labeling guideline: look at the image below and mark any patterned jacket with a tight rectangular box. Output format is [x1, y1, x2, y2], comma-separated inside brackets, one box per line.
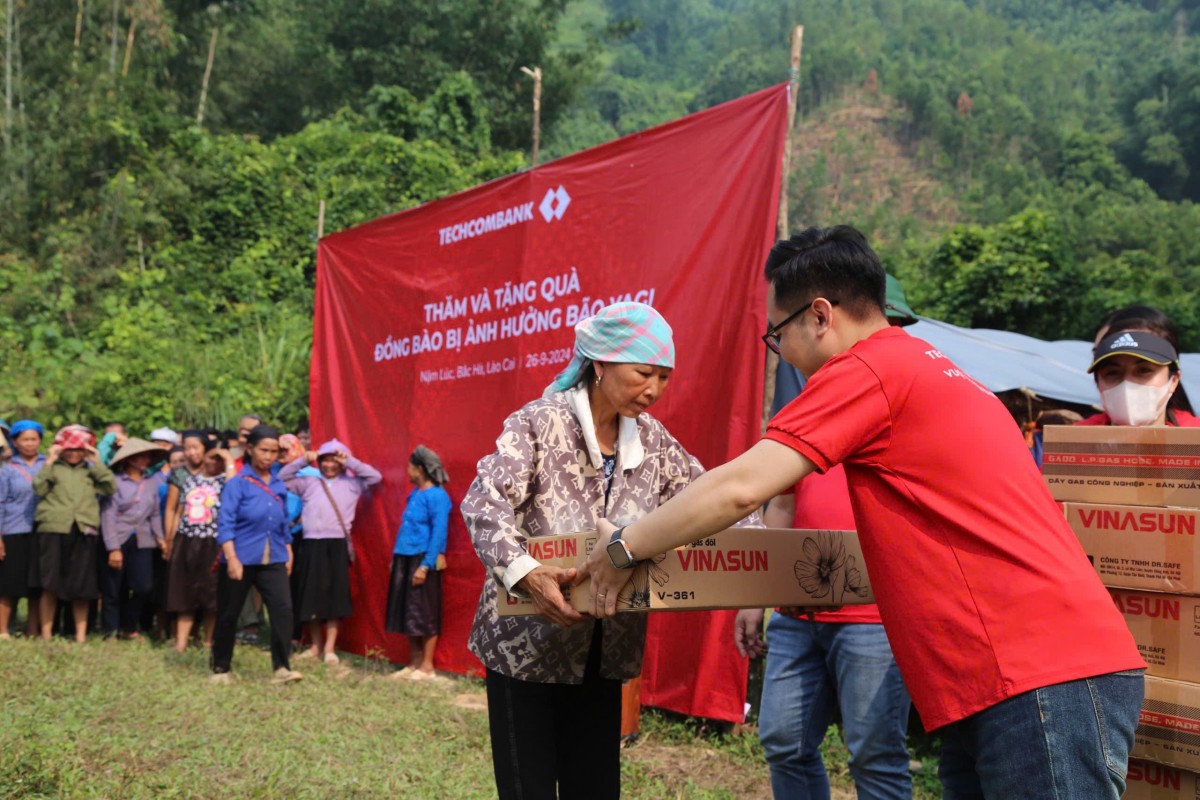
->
[463, 387, 756, 683]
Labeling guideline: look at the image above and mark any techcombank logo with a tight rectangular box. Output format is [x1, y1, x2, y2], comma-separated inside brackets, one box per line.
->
[438, 185, 571, 246]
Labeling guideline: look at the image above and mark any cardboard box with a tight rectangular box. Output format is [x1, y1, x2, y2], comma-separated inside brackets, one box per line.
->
[497, 528, 874, 616]
[1042, 426, 1200, 508]
[1110, 590, 1200, 684]
[1135, 676, 1200, 773]
[1125, 760, 1200, 799]
[1067, 503, 1200, 596]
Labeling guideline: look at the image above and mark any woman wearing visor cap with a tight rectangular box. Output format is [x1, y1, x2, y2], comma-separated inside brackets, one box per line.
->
[1079, 305, 1199, 428]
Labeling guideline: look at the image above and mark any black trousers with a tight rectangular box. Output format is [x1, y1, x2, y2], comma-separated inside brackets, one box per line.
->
[485, 623, 622, 800]
[211, 563, 293, 673]
[99, 538, 154, 635]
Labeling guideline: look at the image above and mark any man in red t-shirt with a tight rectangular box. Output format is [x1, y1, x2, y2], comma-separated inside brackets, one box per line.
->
[735, 277, 918, 800]
[581, 226, 1144, 799]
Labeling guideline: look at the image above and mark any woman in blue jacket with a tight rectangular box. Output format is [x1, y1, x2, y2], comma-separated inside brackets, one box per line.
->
[210, 425, 301, 684]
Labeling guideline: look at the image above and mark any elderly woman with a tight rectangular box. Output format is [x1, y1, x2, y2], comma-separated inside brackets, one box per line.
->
[462, 302, 752, 799]
[211, 424, 301, 684]
[31, 425, 116, 641]
[0, 420, 47, 637]
[100, 438, 166, 640]
[386, 445, 451, 681]
[282, 438, 382, 665]
[1079, 305, 1199, 428]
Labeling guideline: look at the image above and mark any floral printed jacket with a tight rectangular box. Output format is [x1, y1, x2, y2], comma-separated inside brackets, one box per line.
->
[463, 386, 758, 683]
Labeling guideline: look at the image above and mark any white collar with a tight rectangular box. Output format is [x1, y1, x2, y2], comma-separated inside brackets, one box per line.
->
[563, 386, 645, 471]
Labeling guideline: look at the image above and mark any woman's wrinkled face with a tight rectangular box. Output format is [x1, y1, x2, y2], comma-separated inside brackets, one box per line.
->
[61, 448, 86, 466]
[318, 456, 343, 479]
[1094, 354, 1176, 392]
[126, 453, 154, 473]
[249, 439, 280, 472]
[595, 362, 672, 418]
[14, 430, 41, 459]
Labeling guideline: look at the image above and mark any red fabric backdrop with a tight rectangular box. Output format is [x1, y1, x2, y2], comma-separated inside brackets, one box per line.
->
[309, 84, 787, 723]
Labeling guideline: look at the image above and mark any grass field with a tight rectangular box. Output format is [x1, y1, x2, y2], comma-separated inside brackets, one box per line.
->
[0, 636, 942, 798]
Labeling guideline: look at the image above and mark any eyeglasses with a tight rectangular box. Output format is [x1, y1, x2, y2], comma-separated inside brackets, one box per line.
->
[762, 299, 838, 354]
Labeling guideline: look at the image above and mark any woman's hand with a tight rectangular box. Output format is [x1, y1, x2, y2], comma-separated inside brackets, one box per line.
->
[734, 609, 766, 659]
[515, 566, 586, 627]
[108, 550, 124, 570]
[575, 518, 635, 619]
[226, 556, 244, 581]
[160, 538, 172, 561]
[411, 565, 428, 587]
[45, 444, 62, 465]
[0, 538, 6, 561]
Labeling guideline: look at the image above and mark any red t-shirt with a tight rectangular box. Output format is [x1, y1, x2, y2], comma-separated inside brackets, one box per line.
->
[783, 465, 883, 625]
[765, 326, 1142, 731]
[1077, 410, 1200, 427]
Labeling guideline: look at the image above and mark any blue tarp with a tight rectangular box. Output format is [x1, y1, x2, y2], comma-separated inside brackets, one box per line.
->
[906, 318, 1200, 409]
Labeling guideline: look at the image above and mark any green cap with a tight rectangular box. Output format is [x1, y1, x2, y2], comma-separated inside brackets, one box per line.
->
[885, 274, 917, 326]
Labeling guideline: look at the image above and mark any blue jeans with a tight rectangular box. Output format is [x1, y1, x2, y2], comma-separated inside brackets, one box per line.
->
[938, 669, 1145, 800]
[759, 614, 912, 799]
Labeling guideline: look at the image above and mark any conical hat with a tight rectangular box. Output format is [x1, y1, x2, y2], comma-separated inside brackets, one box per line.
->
[109, 438, 163, 469]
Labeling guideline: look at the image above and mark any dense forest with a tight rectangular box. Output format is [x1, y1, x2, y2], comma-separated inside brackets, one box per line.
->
[2, 0, 1198, 427]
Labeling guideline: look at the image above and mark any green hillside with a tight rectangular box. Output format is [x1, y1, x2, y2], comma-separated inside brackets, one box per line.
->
[2, 0, 1197, 425]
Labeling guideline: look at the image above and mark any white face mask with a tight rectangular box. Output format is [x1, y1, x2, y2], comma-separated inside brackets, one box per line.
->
[1101, 380, 1174, 426]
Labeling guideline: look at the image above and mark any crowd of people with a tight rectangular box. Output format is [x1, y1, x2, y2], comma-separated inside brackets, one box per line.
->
[0, 414, 451, 686]
[3, 222, 1188, 798]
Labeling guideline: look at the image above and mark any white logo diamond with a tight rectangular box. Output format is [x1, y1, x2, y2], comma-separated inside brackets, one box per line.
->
[1110, 333, 1138, 350]
[539, 186, 571, 222]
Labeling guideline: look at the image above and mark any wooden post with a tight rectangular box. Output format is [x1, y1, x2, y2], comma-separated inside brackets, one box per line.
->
[317, 199, 326, 240]
[762, 25, 805, 432]
[72, 0, 86, 72]
[520, 65, 542, 167]
[196, 26, 219, 125]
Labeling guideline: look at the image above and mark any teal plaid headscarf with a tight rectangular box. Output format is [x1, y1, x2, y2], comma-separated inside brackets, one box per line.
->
[545, 302, 675, 396]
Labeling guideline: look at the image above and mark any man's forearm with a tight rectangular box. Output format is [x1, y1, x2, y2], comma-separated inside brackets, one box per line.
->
[623, 439, 814, 560]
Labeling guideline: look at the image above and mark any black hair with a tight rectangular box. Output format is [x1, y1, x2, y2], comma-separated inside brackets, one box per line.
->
[1095, 305, 1183, 356]
[239, 413, 264, 424]
[295, 414, 310, 433]
[246, 424, 281, 446]
[219, 429, 237, 443]
[181, 429, 207, 444]
[763, 225, 886, 321]
[168, 445, 184, 455]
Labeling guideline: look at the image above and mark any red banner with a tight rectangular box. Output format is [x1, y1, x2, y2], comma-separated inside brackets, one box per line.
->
[310, 84, 787, 722]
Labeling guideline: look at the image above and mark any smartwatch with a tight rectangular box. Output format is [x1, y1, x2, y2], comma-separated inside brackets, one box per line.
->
[606, 526, 638, 569]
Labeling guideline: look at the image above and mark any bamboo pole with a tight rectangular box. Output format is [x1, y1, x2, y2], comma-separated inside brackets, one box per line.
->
[520, 65, 542, 167]
[317, 199, 326, 239]
[761, 25, 804, 433]
[121, 17, 138, 78]
[196, 27, 219, 125]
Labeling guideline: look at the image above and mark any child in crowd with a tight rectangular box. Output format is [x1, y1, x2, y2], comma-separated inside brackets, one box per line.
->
[164, 431, 235, 652]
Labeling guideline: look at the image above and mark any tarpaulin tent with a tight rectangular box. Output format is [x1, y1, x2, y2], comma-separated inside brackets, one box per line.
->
[904, 318, 1200, 412]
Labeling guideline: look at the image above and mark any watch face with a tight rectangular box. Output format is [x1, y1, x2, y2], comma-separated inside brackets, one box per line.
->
[607, 538, 633, 569]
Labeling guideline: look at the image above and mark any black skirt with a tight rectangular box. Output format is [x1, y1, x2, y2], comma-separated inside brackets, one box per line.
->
[294, 537, 352, 623]
[0, 532, 36, 598]
[30, 527, 100, 601]
[165, 536, 219, 614]
[385, 554, 442, 637]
